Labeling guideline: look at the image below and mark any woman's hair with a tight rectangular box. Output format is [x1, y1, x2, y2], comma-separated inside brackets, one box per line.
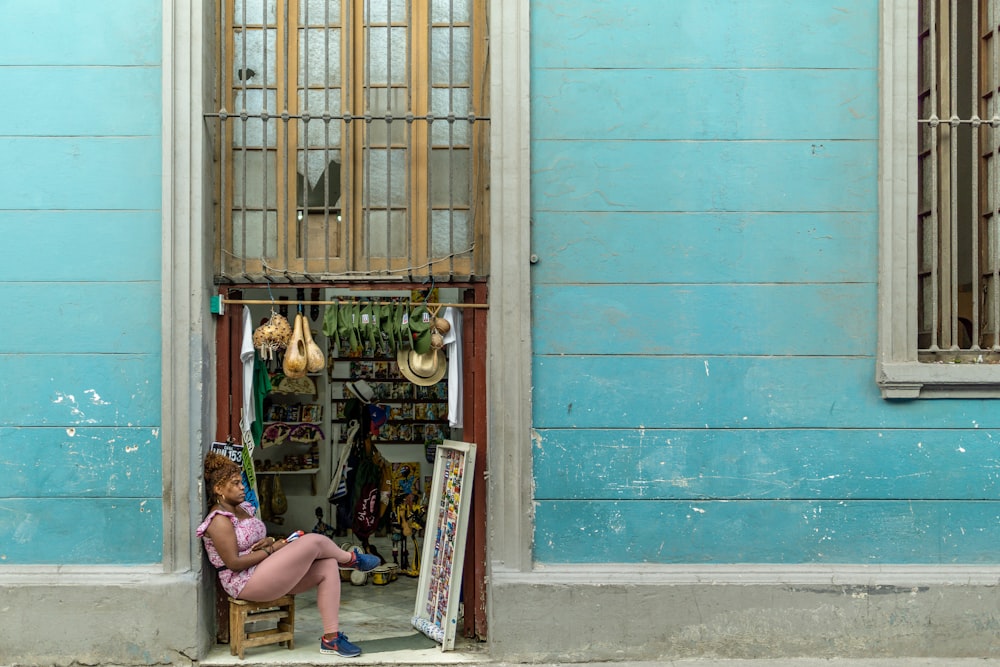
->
[204, 451, 241, 499]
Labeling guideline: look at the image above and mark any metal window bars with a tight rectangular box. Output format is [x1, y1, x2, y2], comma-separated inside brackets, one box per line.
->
[210, 0, 489, 285]
[917, 0, 1000, 360]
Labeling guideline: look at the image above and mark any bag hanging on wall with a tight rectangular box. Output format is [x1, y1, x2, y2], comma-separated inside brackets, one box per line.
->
[352, 482, 379, 539]
[326, 420, 359, 503]
[271, 474, 288, 517]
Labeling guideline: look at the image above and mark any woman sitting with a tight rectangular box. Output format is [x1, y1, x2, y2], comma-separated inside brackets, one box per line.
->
[197, 452, 379, 657]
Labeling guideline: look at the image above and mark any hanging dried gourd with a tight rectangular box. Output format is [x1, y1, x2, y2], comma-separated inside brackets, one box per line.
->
[252, 310, 293, 360]
[283, 313, 309, 378]
[432, 315, 450, 336]
[302, 316, 327, 373]
[430, 306, 448, 350]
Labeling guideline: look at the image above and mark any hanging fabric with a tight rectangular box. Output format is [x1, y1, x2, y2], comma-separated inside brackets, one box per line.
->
[327, 420, 359, 503]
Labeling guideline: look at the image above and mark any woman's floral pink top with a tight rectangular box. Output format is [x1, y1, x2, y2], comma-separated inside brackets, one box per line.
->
[196, 501, 266, 598]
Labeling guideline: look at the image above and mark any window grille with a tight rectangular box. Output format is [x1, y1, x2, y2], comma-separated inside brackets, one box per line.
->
[210, 0, 490, 284]
[917, 0, 1000, 361]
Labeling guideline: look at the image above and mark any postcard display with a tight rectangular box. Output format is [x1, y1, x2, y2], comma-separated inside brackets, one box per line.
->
[334, 359, 449, 445]
[411, 440, 476, 650]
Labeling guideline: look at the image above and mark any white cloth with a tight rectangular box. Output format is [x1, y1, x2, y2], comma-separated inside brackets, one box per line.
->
[441, 306, 463, 429]
[239, 306, 256, 452]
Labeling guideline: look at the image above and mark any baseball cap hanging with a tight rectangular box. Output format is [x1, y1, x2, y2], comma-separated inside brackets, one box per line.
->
[397, 302, 412, 351]
[337, 301, 359, 351]
[408, 304, 433, 354]
[349, 301, 362, 351]
[322, 302, 338, 337]
[376, 301, 393, 353]
[360, 301, 377, 354]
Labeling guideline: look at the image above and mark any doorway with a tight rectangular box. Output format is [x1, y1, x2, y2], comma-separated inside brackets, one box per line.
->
[211, 282, 488, 649]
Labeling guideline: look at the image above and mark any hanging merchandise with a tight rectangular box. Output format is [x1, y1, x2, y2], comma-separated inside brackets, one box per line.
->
[440, 306, 463, 429]
[289, 423, 324, 444]
[271, 374, 316, 396]
[283, 312, 308, 378]
[238, 308, 261, 510]
[252, 309, 292, 360]
[408, 303, 433, 354]
[335, 299, 360, 355]
[346, 379, 374, 403]
[262, 422, 291, 448]
[270, 474, 288, 521]
[327, 420, 359, 503]
[395, 302, 447, 385]
[360, 301, 377, 356]
[397, 347, 446, 386]
[350, 301, 362, 353]
[322, 302, 339, 359]
[313, 506, 336, 539]
[350, 430, 389, 547]
[301, 314, 326, 373]
[395, 300, 411, 351]
[427, 305, 447, 352]
[375, 301, 393, 355]
[352, 482, 379, 541]
[310, 288, 321, 322]
[258, 474, 273, 522]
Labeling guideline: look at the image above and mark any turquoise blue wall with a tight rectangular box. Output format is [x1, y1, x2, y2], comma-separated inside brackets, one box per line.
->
[530, 0, 1000, 563]
[0, 0, 164, 564]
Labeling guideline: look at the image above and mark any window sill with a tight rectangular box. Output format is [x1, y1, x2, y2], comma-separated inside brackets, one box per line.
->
[877, 361, 1000, 399]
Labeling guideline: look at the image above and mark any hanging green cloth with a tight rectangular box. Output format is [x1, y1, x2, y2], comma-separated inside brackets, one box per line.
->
[251, 352, 272, 448]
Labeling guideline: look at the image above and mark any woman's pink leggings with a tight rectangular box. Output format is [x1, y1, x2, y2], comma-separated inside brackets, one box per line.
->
[239, 533, 353, 635]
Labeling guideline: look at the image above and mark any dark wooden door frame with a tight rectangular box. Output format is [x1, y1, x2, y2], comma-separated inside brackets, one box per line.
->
[212, 283, 490, 641]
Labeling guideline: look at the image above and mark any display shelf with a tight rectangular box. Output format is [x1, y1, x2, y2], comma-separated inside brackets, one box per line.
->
[373, 440, 442, 445]
[330, 398, 445, 403]
[263, 421, 323, 426]
[331, 418, 447, 425]
[256, 468, 320, 494]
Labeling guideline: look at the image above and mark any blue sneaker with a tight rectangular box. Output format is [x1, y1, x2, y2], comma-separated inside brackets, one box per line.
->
[353, 552, 380, 572]
[320, 632, 361, 657]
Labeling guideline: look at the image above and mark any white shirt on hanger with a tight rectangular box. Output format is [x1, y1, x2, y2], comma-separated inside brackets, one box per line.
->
[441, 306, 463, 429]
[239, 306, 256, 450]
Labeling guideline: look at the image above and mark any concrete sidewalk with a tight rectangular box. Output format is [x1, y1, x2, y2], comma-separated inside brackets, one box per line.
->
[486, 661, 1000, 667]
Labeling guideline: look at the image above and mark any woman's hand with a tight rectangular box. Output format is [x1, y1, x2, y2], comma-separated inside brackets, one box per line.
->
[251, 537, 276, 552]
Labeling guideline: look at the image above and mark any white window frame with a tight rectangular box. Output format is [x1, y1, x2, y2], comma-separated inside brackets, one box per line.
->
[878, 0, 1000, 398]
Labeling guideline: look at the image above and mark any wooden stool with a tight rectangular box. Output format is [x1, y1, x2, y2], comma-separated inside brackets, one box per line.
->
[228, 595, 295, 659]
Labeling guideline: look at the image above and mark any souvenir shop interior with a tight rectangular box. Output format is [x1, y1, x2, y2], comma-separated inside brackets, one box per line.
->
[228, 285, 471, 646]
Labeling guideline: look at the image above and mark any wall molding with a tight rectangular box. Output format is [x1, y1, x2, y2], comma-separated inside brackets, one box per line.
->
[493, 563, 1000, 587]
[487, 0, 534, 574]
